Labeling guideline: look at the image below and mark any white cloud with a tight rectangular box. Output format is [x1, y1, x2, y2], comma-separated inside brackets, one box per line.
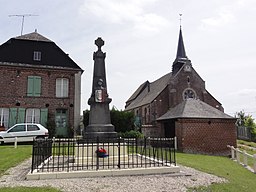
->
[80, 0, 169, 37]
[200, 0, 248, 28]
[227, 89, 256, 97]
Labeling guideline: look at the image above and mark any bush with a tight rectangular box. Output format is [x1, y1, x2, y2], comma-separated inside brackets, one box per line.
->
[118, 130, 144, 138]
[46, 120, 56, 138]
[83, 108, 135, 133]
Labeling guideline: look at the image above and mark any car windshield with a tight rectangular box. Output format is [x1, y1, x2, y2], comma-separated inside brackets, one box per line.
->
[8, 125, 26, 132]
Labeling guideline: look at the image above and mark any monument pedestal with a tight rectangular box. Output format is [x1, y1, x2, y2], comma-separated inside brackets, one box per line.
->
[83, 124, 117, 141]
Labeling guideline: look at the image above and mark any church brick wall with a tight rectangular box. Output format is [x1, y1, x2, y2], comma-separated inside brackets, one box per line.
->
[175, 118, 237, 156]
[168, 67, 223, 111]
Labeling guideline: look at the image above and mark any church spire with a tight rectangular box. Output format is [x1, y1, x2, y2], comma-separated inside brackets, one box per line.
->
[172, 14, 191, 75]
[176, 27, 187, 59]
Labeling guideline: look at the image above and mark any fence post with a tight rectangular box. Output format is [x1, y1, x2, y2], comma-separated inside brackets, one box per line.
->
[243, 150, 248, 167]
[253, 154, 256, 173]
[14, 137, 18, 148]
[231, 146, 235, 159]
[236, 150, 240, 163]
[174, 137, 177, 150]
[96, 137, 99, 170]
[118, 137, 121, 168]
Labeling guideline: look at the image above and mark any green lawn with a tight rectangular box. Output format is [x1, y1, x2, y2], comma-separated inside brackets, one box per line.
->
[0, 144, 61, 192]
[177, 152, 256, 192]
[1, 142, 256, 192]
[238, 140, 256, 148]
[0, 145, 32, 176]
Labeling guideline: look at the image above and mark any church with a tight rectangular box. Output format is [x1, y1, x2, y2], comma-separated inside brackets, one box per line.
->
[125, 27, 237, 155]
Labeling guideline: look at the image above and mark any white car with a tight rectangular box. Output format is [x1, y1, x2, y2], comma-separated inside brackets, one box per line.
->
[0, 123, 49, 144]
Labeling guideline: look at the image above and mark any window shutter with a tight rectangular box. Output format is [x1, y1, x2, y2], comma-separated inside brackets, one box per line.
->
[17, 108, 25, 123]
[34, 76, 41, 96]
[40, 108, 48, 127]
[27, 76, 34, 96]
[9, 108, 17, 127]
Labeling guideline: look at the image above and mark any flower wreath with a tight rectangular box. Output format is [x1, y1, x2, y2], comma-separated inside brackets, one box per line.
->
[96, 147, 109, 158]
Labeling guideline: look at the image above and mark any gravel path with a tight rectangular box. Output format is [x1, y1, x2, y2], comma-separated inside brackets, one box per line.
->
[0, 158, 226, 192]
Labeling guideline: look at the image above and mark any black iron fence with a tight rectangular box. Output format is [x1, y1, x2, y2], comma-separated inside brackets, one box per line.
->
[31, 137, 176, 173]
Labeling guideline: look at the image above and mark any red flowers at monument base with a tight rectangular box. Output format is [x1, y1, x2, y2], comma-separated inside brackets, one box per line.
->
[96, 147, 109, 158]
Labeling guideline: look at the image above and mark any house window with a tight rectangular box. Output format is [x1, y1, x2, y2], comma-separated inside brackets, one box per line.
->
[56, 78, 69, 97]
[33, 51, 41, 61]
[26, 108, 40, 124]
[0, 108, 9, 129]
[27, 76, 41, 96]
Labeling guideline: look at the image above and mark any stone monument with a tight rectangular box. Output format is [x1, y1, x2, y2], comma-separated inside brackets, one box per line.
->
[83, 37, 117, 140]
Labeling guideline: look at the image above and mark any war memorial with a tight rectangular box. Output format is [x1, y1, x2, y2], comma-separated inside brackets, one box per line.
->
[26, 38, 179, 180]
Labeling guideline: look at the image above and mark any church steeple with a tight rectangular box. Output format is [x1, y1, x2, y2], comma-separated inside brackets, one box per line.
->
[176, 27, 187, 60]
[172, 26, 190, 75]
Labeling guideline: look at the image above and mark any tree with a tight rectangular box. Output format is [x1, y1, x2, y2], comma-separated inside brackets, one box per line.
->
[110, 107, 135, 133]
[236, 110, 256, 140]
[83, 108, 135, 133]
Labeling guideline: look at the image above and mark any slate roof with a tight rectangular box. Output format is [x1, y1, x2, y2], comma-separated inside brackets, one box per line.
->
[176, 27, 187, 60]
[15, 32, 52, 42]
[125, 73, 171, 110]
[157, 99, 234, 120]
[0, 31, 82, 71]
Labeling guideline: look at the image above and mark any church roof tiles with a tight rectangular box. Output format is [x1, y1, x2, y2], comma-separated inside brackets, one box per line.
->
[157, 99, 234, 120]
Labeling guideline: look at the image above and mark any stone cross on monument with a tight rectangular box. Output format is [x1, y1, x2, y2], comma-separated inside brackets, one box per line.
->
[83, 37, 117, 141]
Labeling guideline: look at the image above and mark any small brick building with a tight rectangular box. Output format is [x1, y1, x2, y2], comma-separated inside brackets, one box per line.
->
[0, 31, 83, 137]
[158, 99, 237, 155]
[125, 27, 237, 155]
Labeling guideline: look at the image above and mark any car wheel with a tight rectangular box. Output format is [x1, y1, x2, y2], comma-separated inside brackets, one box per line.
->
[0, 138, 4, 145]
[36, 136, 45, 141]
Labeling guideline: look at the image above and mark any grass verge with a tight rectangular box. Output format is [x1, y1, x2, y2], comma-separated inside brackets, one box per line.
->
[0, 145, 32, 176]
[176, 152, 256, 192]
[0, 145, 61, 192]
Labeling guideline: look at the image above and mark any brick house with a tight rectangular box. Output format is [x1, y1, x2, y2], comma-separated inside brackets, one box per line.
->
[125, 27, 237, 155]
[0, 31, 83, 137]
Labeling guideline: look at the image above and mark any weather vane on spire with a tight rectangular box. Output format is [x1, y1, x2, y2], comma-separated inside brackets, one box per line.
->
[179, 13, 182, 28]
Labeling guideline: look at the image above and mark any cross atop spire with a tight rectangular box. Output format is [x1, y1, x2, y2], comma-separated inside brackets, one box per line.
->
[179, 13, 182, 28]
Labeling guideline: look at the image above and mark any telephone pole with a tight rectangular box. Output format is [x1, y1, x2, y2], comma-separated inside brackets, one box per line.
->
[9, 14, 38, 35]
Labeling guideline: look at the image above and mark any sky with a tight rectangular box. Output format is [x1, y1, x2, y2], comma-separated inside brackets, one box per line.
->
[0, 0, 256, 118]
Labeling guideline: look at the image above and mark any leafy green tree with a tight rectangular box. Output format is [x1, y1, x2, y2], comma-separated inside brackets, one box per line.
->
[235, 110, 246, 126]
[110, 107, 135, 132]
[83, 108, 136, 133]
[236, 110, 256, 140]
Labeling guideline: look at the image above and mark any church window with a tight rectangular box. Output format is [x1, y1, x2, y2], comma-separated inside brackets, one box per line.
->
[183, 89, 196, 100]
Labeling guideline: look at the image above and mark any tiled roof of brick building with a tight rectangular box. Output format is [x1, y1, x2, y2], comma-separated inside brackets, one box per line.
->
[125, 73, 171, 110]
[14, 31, 52, 42]
[157, 99, 234, 120]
